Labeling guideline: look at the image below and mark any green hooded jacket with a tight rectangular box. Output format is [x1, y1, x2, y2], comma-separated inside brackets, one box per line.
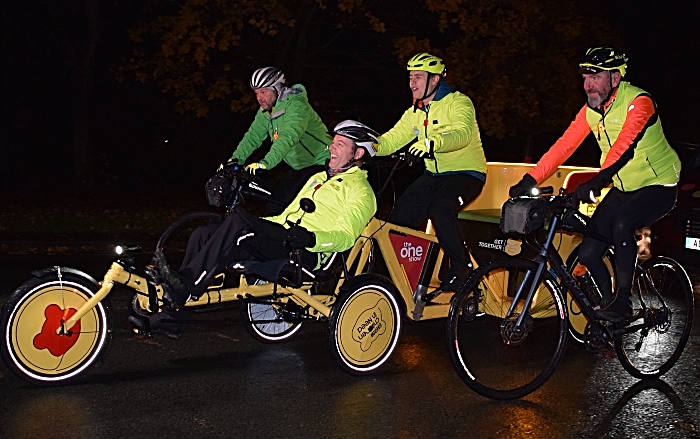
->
[231, 84, 331, 170]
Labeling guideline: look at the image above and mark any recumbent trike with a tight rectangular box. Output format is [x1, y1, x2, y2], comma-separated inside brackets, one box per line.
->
[0, 159, 615, 385]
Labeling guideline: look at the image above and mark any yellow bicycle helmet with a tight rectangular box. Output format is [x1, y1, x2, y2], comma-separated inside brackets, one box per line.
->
[407, 53, 446, 76]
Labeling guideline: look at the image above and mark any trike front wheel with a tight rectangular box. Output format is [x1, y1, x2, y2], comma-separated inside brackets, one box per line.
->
[446, 257, 568, 400]
[0, 270, 112, 385]
[327, 274, 403, 375]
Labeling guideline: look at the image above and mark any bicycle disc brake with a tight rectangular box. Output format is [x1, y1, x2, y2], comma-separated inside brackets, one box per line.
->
[460, 295, 480, 321]
[500, 313, 533, 346]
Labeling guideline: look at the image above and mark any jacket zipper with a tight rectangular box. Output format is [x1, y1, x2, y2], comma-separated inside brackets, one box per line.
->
[423, 105, 439, 173]
[299, 140, 314, 156]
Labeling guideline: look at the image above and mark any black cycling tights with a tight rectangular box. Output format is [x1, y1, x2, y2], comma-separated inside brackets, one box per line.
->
[578, 185, 677, 298]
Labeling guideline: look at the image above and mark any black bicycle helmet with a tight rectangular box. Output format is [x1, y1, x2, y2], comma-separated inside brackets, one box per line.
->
[250, 67, 285, 90]
[332, 120, 379, 157]
[578, 47, 628, 77]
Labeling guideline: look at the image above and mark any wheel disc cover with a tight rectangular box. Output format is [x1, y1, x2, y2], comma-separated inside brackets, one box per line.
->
[336, 288, 397, 366]
[8, 282, 104, 377]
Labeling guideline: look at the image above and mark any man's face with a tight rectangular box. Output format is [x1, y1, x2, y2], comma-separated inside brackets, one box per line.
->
[328, 135, 363, 169]
[255, 88, 277, 112]
[583, 71, 620, 108]
[409, 70, 439, 101]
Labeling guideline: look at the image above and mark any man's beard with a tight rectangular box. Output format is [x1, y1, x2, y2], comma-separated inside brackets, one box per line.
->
[586, 84, 611, 108]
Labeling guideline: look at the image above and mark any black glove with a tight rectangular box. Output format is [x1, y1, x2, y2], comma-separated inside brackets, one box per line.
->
[509, 174, 537, 198]
[573, 173, 609, 205]
[285, 225, 316, 249]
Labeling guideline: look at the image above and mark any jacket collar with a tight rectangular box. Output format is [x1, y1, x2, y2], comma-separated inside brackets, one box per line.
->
[415, 80, 453, 112]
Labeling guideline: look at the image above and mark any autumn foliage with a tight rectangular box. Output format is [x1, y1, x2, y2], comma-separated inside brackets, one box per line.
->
[117, 0, 619, 139]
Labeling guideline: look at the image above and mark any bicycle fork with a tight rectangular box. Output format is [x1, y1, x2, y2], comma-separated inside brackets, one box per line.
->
[505, 216, 566, 328]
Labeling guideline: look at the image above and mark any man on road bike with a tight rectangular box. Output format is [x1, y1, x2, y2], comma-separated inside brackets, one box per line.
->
[229, 67, 331, 215]
[509, 46, 681, 321]
[375, 53, 487, 292]
[145, 121, 378, 338]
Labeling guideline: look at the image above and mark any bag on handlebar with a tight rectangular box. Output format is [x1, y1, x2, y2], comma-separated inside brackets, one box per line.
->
[205, 165, 238, 207]
[500, 196, 551, 235]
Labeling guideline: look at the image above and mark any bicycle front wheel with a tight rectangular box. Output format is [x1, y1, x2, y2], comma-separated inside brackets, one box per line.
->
[446, 257, 568, 400]
[615, 256, 693, 378]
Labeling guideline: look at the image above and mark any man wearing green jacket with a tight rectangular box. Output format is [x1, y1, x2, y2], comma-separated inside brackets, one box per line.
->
[377, 53, 487, 291]
[230, 67, 331, 214]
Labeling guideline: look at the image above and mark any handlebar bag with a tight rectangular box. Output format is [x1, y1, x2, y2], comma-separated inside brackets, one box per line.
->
[500, 197, 550, 235]
[205, 167, 237, 207]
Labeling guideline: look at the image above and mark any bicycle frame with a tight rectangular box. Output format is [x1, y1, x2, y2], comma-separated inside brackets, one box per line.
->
[506, 213, 600, 327]
[504, 202, 672, 339]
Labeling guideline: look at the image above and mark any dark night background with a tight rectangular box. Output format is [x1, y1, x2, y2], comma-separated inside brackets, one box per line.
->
[1, 0, 698, 206]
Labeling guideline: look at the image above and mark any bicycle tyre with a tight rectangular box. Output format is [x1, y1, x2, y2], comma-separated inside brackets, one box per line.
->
[615, 256, 693, 378]
[241, 300, 304, 343]
[446, 257, 568, 400]
[0, 271, 112, 385]
[565, 245, 616, 344]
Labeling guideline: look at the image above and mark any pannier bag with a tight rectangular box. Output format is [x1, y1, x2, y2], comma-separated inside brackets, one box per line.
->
[500, 196, 551, 235]
[205, 165, 238, 207]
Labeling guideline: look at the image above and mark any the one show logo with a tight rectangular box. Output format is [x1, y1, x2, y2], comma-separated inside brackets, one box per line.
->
[400, 241, 424, 262]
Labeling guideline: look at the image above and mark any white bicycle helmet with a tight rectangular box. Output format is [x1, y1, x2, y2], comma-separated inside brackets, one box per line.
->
[250, 67, 285, 91]
[332, 120, 379, 157]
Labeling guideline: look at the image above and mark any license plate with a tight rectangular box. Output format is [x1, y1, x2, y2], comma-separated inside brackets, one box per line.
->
[685, 237, 700, 251]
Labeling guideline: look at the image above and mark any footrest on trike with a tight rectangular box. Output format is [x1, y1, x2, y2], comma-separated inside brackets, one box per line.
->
[128, 315, 153, 338]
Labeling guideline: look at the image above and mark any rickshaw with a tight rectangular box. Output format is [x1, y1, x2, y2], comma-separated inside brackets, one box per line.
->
[0, 160, 604, 385]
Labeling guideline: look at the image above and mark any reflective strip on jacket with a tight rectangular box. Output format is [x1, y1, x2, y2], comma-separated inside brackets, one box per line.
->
[231, 84, 331, 170]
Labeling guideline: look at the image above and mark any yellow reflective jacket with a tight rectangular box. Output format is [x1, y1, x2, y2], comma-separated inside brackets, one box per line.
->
[265, 166, 376, 262]
[377, 82, 487, 175]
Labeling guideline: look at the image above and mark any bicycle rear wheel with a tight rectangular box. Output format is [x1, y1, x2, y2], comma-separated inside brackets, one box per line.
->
[615, 256, 693, 378]
[446, 257, 568, 400]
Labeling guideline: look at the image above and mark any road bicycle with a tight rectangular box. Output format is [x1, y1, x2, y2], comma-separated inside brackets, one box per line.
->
[446, 189, 694, 400]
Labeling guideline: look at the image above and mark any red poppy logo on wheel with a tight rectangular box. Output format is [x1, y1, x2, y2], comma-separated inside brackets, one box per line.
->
[33, 304, 81, 357]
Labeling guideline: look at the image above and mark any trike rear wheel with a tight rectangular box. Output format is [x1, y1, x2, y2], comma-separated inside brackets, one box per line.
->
[241, 280, 303, 343]
[0, 270, 112, 385]
[241, 300, 304, 343]
[446, 257, 568, 400]
[327, 274, 403, 375]
[615, 256, 693, 378]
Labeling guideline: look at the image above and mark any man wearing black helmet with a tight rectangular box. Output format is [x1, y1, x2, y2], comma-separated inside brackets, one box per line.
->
[141, 121, 378, 338]
[229, 67, 331, 214]
[509, 46, 681, 322]
[376, 53, 487, 292]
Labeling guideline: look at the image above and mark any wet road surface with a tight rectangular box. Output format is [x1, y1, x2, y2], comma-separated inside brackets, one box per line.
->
[1, 253, 699, 438]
